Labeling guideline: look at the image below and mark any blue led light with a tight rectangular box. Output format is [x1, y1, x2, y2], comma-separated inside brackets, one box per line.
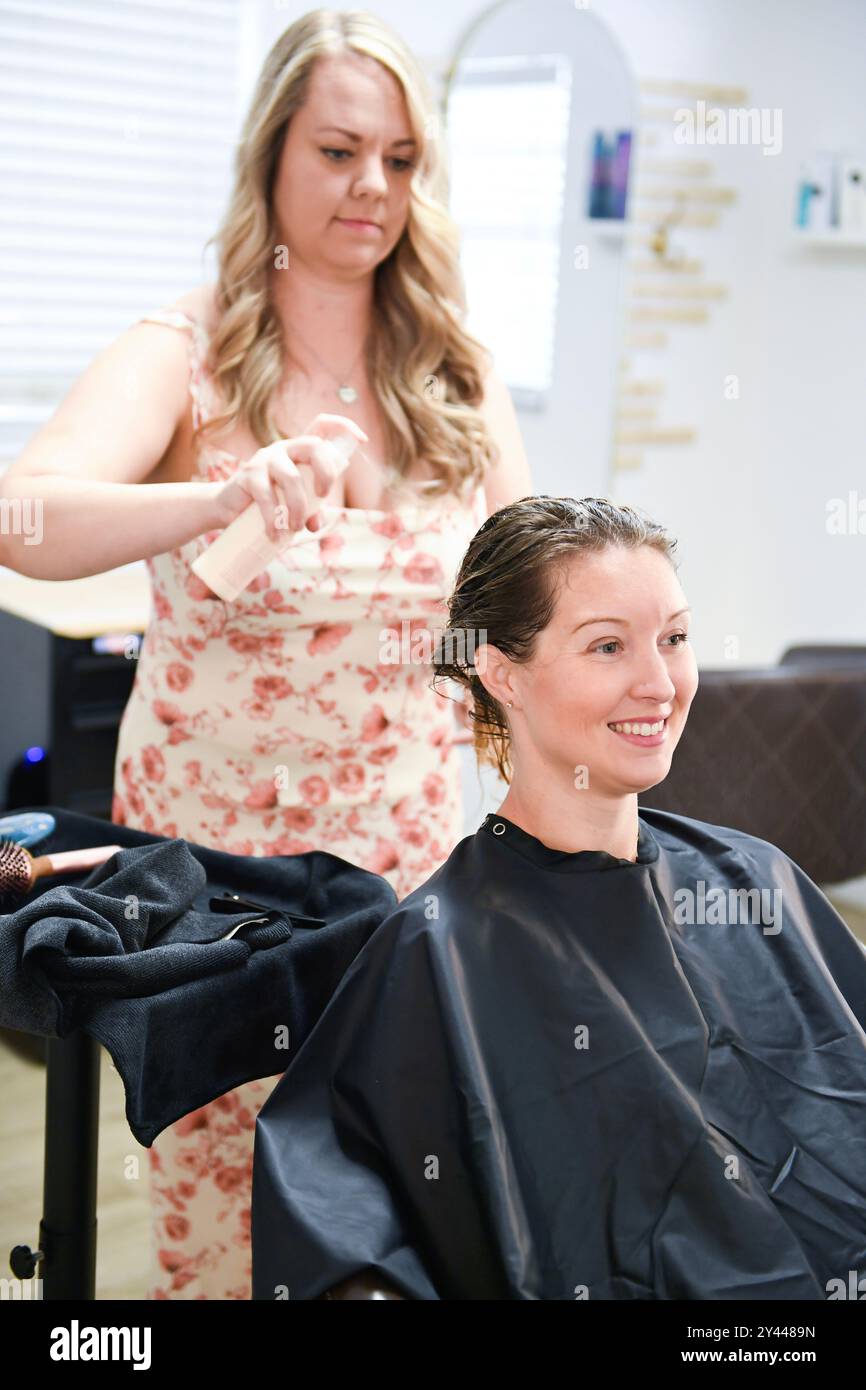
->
[24, 746, 45, 763]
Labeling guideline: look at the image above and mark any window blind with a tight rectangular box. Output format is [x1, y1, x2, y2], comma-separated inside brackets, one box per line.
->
[0, 0, 243, 467]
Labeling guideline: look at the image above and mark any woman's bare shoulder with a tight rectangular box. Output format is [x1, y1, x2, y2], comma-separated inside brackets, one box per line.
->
[169, 282, 220, 335]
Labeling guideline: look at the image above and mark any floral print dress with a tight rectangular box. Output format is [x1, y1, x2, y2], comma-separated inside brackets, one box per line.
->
[111, 307, 487, 1299]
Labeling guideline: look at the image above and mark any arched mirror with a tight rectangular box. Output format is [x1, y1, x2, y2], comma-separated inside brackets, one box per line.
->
[442, 0, 637, 495]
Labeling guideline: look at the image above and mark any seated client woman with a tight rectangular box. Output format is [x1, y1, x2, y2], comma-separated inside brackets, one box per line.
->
[251, 496, 866, 1301]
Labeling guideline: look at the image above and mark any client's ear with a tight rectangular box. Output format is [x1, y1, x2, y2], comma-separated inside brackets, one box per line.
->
[472, 641, 516, 710]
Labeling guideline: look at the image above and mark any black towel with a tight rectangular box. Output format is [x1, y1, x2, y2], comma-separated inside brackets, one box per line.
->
[0, 806, 397, 1145]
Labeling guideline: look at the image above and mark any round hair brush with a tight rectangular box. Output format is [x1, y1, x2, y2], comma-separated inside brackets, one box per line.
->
[0, 839, 123, 911]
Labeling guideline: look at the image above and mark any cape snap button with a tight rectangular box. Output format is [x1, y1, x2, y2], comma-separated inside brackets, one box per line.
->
[492, 821, 506, 835]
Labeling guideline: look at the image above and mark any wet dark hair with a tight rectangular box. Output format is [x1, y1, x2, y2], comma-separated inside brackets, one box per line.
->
[432, 495, 681, 783]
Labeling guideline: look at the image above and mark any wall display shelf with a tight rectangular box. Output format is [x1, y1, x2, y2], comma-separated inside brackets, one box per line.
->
[609, 78, 742, 478]
[791, 228, 866, 250]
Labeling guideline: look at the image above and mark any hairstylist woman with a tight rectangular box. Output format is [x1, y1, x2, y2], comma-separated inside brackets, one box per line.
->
[0, 9, 532, 1299]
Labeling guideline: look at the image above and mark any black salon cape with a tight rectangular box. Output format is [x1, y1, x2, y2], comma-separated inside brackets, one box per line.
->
[0, 806, 396, 1146]
[251, 808, 866, 1300]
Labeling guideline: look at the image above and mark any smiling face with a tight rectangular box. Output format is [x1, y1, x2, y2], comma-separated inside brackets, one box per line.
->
[270, 52, 417, 277]
[495, 544, 699, 798]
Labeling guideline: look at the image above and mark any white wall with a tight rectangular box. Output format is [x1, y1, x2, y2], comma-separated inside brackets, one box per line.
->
[595, 0, 866, 669]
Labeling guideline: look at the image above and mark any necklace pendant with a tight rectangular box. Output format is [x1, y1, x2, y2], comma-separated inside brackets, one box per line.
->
[337, 384, 358, 403]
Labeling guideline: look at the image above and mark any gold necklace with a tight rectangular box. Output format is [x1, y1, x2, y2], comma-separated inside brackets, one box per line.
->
[285, 319, 367, 404]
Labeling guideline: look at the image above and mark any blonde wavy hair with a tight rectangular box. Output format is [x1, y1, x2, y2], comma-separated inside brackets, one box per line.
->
[197, 7, 498, 501]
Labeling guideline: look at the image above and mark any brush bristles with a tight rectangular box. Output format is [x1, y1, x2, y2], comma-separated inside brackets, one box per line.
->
[0, 838, 33, 909]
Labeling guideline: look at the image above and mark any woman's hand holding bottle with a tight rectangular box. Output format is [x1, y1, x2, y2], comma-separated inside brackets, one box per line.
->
[210, 414, 369, 541]
[193, 415, 370, 601]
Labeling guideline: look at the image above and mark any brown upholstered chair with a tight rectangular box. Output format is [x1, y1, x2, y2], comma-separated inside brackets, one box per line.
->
[639, 645, 866, 886]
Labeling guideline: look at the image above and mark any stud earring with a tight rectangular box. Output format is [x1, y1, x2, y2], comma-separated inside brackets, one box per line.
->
[505, 701, 513, 708]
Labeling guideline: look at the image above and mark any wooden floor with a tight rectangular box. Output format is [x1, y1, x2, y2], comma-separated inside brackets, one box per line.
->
[2, 895, 865, 1301]
[2, 1042, 151, 1299]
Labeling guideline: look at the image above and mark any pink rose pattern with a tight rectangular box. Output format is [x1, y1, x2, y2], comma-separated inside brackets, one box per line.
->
[111, 310, 487, 1299]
